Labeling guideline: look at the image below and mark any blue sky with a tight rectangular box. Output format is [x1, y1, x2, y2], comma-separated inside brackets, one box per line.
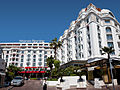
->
[0, 0, 120, 42]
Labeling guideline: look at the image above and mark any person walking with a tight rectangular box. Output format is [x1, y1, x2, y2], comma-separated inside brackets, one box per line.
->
[43, 79, 47, 90]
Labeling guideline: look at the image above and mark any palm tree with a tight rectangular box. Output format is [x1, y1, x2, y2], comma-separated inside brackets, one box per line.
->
[50, 38, 62, 60]
[102, 46, 115, 90]
[46, 56, 54, 79]
[102, 46, 114, 63]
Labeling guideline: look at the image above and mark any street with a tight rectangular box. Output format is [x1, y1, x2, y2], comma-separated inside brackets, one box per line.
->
[1, 80, 120, 90]
[0, 80, 56, 90]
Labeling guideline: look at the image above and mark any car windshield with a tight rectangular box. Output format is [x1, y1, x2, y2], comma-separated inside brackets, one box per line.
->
[14, 77, 23, 80]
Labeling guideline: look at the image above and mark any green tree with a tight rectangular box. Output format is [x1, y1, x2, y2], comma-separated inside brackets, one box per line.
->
[46, 56, 54, 78]
[50, 38, 62, 59]
[54, 60, 60, 69]
[6, 65, 22, 81]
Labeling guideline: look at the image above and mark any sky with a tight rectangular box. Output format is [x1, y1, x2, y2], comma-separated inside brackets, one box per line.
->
[0, 0, 120, 42]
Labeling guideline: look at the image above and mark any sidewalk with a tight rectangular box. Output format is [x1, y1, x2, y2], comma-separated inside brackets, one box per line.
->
[67, 85, 120, 90]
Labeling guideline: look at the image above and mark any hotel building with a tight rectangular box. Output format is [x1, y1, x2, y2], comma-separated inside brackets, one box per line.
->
[0, 47, 5, 87]
[0, 40, 54, 68]
[57, 3, 120, 65]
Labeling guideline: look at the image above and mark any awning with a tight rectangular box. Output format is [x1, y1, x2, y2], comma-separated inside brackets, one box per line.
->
[18, 71, 46, 73]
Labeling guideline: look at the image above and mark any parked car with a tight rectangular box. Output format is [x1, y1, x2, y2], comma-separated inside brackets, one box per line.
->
[4, 81, 10, 87]
[11, 76, 24, 86]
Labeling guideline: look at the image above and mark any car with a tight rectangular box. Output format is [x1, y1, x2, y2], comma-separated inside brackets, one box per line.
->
[4, 81, 10, 87]
[11, 76, 24, 86]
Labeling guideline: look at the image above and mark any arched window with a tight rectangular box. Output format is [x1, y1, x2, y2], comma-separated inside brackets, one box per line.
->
[33, 55, 36, 58]
[21, 55, 24, 58]
[106, 27, 111, 32]
[27, 54, 31, 57]
[26, 62, 30, 66]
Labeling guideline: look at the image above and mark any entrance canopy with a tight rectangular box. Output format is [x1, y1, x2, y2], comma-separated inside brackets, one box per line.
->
[18, 67, 48, 74]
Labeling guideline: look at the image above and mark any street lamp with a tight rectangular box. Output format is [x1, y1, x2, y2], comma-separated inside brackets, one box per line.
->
[109, 59, 115, 90]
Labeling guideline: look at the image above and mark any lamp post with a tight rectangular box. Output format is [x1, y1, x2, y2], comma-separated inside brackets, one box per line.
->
[109, 59, 115, 90]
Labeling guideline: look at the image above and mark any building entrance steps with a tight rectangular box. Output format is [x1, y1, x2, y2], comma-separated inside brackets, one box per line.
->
[56, 76, 87, 90]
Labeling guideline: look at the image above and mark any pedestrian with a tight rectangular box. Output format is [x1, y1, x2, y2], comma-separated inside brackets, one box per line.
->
[43, 79, 47, 90]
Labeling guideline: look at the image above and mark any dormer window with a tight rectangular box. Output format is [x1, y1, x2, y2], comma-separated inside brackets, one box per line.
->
[105, 19, 110, 23]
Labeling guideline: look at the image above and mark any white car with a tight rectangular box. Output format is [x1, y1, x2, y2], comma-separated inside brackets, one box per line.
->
[11, 76, 24, 86]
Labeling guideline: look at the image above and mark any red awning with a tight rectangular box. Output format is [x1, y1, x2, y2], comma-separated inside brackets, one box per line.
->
[31, 67, 37, 68]
[18, 70, 46, 74]
[25, 67, 31, 69]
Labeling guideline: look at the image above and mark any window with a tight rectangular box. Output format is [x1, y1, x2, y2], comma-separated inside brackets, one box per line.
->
[33, 59, 36, 62]
[118, 36, 120, 40]
[27, 54, 31, 57]
[38, 62, 42, 66]
[39, 50, 42, 53]
[33, 44, 37, 46]
[6, 55, 9, 58]
[20, 63, 23, 67]
[15, 63, 18, 66]
[87, 25, 89, 32]
[39, 54, 42, 57]
[44, 51, 47, 54]
[22, 44, 26, 46]
[21, 51, 24, 54]
[107, 34, 113, 40]
[115, 23, 117, 27]
[28, 44, 32, 46]
[27, 59, 30, 61]
[28, 50, 31, 53]
[16, 58, 18, 61]
[33, 55, 36, 58]
[33, 63, 36, 66]
[39, 44, 43, 46]
[26, 62, 30, 66]
[77, 23, 80, 28]
[98, 33, 101, 39]
[33, 51, 36, 53]
[44, 44, 48, 46]
[99, 41, 101, 48]
[96, 17, 99, 22]
[7, 51, 9, 54]
[108, 42, 114, 47]
[39, 58, 42, 61]
[17, 50, 20, 53]
[106, 27, 111, 32]
[89, 50, 91, 56]
[105, 19, 110, 23]
[21, 59, 23, 62]
[97, 25, 100, 31]
[16, 54, 19, 57]
[117, 42, 120, 48]
[21, 55, 24, 58]
[6, 59, 8, 62]
[44, 55, 47, 59]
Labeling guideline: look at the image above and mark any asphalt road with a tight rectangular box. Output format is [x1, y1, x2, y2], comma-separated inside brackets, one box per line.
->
[0, 80, 56, 90]
[1, 80, 120, 90]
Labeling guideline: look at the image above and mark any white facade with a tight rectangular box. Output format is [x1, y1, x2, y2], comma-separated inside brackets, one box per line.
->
[0, 40, 54, 67]
[57, 4, 120, 64]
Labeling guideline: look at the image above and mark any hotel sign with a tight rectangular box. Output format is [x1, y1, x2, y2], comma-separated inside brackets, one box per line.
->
[19, 40, 44, 43]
